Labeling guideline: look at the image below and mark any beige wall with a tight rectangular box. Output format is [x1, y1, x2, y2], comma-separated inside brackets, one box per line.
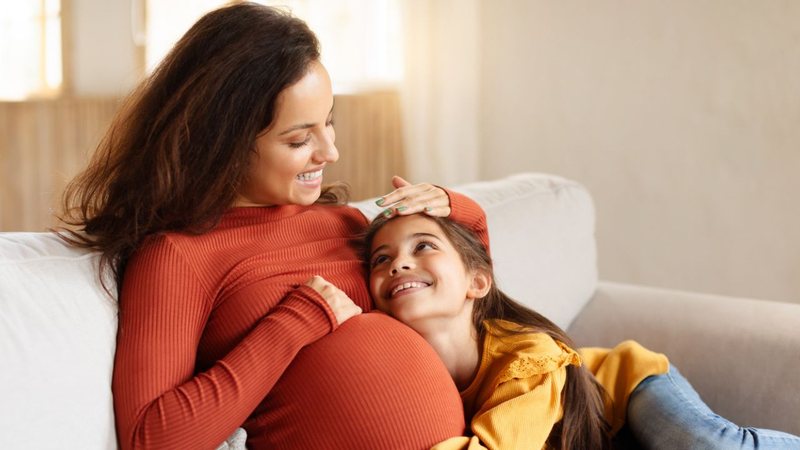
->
[69, 0, 142, 96]
[478, 1, 800, 303]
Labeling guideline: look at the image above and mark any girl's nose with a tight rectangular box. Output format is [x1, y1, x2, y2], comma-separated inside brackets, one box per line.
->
[390, 259, 414, 276]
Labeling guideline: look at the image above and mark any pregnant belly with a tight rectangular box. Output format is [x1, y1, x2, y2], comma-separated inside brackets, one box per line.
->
[244, 312, 465, 450]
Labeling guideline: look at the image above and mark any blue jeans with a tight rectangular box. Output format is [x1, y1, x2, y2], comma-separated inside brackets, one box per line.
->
[626, 366, 800, 449]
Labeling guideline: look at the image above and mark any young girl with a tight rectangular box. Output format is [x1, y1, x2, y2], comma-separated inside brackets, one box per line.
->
[364, 212, 800, 450]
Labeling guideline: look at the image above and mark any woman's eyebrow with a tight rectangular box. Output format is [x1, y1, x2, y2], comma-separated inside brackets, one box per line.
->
[279, 123, 314, 135]
[278, 105, 335, 136]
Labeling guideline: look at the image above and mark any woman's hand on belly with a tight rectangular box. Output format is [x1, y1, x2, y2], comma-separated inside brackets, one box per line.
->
[305, 275, 362, 325]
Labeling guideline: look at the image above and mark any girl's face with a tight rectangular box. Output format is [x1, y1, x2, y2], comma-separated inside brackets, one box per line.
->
[234, 60, 338, 207]
[368, 215, 487, 327]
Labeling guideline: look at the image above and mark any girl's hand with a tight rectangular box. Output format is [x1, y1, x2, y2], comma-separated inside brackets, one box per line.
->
[305, 276, 362, 325]
[375, 176, 451, 218]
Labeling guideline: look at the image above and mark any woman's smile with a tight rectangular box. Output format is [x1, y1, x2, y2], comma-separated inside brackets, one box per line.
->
[295, 168, 324, 187]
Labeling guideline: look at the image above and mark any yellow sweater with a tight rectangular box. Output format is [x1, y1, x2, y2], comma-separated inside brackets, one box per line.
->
[432, 320, 669, 450]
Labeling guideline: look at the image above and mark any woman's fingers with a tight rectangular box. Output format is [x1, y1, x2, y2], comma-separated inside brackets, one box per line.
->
[305, 275, 362, 325]
[376, 180, 451, 218]
[397, 191, 450, 216]
[391, 175, 412, 189]
[377, 182, 434, 208]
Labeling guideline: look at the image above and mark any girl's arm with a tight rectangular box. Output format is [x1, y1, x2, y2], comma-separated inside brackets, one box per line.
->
[431, 369, 566, 450]
[113, 236, 338, 450]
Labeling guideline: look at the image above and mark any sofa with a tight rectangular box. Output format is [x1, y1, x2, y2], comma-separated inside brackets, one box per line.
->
[1, 172, 798, 449]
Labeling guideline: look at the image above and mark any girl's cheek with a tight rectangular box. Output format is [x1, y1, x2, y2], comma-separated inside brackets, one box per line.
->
[368, 278, 379, 299]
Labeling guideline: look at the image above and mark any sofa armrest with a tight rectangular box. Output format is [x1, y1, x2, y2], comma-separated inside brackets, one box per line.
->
[567, 281, 800, 436]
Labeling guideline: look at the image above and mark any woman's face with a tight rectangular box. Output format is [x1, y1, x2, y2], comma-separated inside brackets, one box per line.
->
[234, 60, 338, 207]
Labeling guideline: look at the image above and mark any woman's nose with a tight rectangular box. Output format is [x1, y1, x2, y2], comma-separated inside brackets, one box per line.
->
[313, 133, 338, 164]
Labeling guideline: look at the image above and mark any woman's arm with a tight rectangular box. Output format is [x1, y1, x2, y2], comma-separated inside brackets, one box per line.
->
[113, 236, 338, 450]
[442, 188, 489, 250]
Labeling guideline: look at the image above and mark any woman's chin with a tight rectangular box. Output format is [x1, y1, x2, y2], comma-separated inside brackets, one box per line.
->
[291, 192, 321, 205]
[291, 182, 323, 204]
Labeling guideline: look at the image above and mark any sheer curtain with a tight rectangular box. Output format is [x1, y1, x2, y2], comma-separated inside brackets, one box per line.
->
[0, 0, 62, 100]
[400, 0, 481, 185]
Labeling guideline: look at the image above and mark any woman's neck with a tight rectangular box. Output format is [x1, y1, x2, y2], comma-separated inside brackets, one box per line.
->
[411, 308, 480, 390]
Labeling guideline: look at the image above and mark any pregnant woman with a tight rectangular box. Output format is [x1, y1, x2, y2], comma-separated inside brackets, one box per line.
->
[60, 3, 483, 449]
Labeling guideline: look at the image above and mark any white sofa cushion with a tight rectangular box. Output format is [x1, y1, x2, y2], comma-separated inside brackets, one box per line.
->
[0, 232, 118, 449]
[354, 173, 598, 329]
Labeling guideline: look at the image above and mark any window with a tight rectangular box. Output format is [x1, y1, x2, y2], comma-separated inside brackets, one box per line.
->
[145, 0, 402, 94]
[0, 0, 62, 100]
[143, 0, 228, 74]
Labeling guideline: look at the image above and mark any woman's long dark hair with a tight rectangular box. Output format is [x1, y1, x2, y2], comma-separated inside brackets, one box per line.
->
[59, 3, 347, 294]
[364, 214, 611, 450]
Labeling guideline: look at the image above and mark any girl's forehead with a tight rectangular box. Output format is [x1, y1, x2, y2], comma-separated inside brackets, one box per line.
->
[372, 215, 443, 245]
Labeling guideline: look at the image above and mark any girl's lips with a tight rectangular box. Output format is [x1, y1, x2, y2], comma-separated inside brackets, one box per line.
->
[390, 284, 429, 300]
[387, 280, 432, 299]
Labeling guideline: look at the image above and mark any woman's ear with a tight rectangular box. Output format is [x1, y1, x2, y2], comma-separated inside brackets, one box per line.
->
[467, 269, 492, 300]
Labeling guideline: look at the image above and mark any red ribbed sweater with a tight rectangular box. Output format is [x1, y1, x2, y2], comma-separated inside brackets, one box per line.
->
[112, 191, 487, 450]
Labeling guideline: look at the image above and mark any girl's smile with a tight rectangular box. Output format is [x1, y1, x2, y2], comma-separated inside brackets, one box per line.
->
[369, 215, 483, 329]
[386, 277, 432, 299]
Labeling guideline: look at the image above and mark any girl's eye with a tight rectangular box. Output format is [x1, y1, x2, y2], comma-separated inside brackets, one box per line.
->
[414, 241, 436, 252]
[370, 254, 389, 268]
[289, 135, 312, 149]
[326, 118, 335, 127]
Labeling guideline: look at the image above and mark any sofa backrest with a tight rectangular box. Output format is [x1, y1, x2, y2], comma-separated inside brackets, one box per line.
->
[0, 172, 598, 449]
[0, 232, 118, 449]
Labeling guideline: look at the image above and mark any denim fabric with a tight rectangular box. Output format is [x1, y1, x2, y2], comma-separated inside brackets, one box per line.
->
[626, 366, 800, 449]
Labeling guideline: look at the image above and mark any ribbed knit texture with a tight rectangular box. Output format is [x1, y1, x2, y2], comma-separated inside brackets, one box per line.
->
[113, 191, 485, 450]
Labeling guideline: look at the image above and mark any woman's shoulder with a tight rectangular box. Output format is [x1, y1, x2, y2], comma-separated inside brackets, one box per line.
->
[138, 230, 208, 254]
[128, 233, 203, 272]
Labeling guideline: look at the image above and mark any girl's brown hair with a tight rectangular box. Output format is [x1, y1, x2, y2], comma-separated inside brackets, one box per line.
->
[364, 214, 611, 450]
[59, 3, 346, 294]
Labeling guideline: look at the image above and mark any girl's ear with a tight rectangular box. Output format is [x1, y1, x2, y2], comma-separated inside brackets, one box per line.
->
[467, 269, 492, 300]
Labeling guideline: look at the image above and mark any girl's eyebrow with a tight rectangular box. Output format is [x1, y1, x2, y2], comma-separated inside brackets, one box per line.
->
[370, 232, 442, 258]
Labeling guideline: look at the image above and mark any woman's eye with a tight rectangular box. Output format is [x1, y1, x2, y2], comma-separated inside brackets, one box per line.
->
[289, 135, 312, 149]
[326, 118, 335, 127]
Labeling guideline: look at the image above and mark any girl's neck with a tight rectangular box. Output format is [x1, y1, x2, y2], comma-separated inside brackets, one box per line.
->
[411, 308, 480, 391]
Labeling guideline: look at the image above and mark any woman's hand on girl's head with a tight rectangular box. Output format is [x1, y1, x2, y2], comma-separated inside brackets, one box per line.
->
[375, 176, 451, 219]
[305, 276, 362, 325]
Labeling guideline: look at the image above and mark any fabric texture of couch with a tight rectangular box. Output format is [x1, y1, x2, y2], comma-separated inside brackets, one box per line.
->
[1, 172, 798, 448]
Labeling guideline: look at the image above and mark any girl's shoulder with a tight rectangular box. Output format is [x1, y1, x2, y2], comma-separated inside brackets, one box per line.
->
[483, 319, 555, 345]
[483, 319, 582, 382]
